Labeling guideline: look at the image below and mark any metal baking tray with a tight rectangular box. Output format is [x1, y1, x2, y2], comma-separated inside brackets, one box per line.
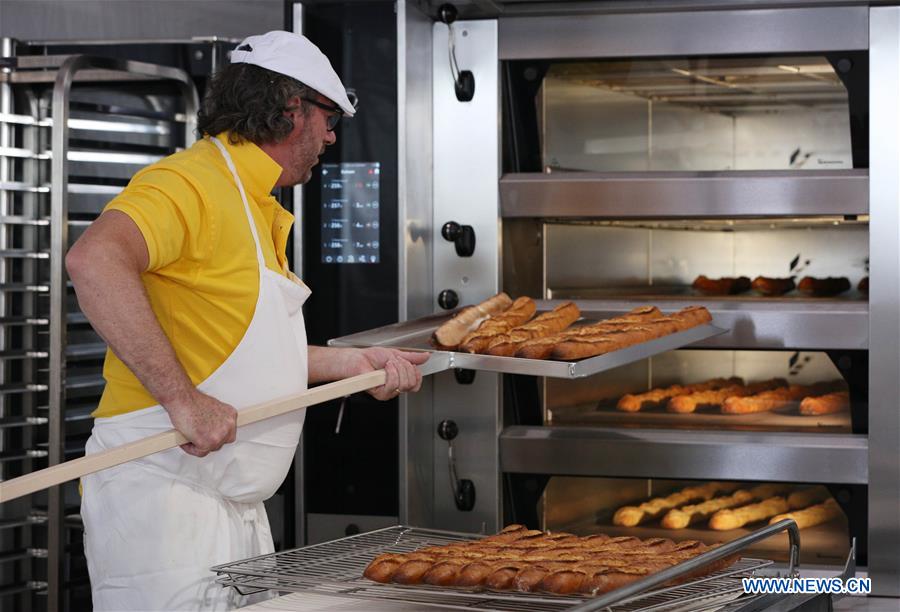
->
[329, 311, 726, 379]
[212, 524, 779, 612]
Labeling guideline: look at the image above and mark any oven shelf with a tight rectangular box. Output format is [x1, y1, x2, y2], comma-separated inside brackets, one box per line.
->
[500, 426, 867, 484]
[330, 310, 725, 379]
[565, 299, 867, 350]
[500, 170, 868, 218]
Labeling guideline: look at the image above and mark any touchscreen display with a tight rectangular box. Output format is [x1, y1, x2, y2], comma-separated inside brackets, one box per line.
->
[320, 162, 380, 264]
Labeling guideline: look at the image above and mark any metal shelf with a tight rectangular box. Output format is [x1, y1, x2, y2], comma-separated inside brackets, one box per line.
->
[0, 316, 49, 326]
[500, 170, 868, 218]
[66, 342, 106, 360]
[0, 382, 48, 394]
[0, 514, 48, 531]
[0, 416, 48, 429]
[0, 449, 48, 462]
[500, 426, 868, 484]
[0, 349, 48, 360]
[565, 299, 868, 350]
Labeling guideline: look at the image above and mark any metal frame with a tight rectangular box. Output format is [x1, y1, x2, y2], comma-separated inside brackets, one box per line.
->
[397, 0, 436, 530]
[498, 6, 868, 60]
[500, 171, 869, 219]
[501, 427, 868, 484]
[212, 521, 798, 611]
[394, 2, 900, 599]
[867, 6, 900, 598]
[0, 50, 200, 610]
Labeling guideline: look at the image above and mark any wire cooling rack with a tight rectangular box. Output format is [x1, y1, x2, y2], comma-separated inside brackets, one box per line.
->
[212, 526, 774, 611]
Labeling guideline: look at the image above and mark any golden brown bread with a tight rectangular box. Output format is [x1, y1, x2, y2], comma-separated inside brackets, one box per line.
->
[485, 302, 581, 357]
[721, 382, 840, 415]
[667, 379, 788, 414]
[515, 307, 663, 360]
[363, 524, 736, 595]
[618, 377, 743, 412]
[797, 276, 851, 297]
[458, 296, 537, 353]
[799, 391, 849, 415]
[787, 487, 830, 510]
[769, 498, 842, 529]
[550, 306, 711, 361]
[693, 275, 751, 296]
[432, 292, 512, 349]
[752, 276, 796, 296]
[613, 482, 738, 527]
[661, 489, 755, 529]
[709, 496, 790, 530]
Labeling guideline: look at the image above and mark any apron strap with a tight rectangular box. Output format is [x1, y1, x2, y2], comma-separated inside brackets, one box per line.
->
[210, 136, 267, 272]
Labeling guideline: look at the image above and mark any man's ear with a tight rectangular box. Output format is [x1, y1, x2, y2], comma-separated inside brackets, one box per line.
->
[285, 95, 306, 134]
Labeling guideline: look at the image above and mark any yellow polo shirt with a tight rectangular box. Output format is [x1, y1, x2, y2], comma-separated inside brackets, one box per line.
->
[94, 133, 295, 418]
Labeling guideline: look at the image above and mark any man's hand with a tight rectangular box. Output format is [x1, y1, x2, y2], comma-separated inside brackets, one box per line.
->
[342, 347, 429, 400]
[164, 390, 238, 457]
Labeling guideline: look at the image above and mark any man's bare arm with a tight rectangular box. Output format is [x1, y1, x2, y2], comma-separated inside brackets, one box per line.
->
[66, 210, 236, 456]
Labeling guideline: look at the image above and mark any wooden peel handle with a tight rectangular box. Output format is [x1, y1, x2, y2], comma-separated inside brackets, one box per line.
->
[0, 369, 389, 503]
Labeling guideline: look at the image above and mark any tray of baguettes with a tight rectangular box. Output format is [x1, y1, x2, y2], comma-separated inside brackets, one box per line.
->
[329, 293, 726, 379]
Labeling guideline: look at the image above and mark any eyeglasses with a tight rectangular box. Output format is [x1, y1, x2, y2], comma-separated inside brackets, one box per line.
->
[299, 91, 358, 132]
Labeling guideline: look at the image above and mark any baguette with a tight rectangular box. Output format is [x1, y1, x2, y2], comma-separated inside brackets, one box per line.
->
[515, 307, 662, 360]
[432, 292, 512, 349]
[787, 487, 830, 510]
[721, 382, 838, 415]
[485, 302, 581, 357]
[752, 276, 796, 296]
[613, 482, 738, 527]
[692, 275, 751, 296]
[550, 306, 711, 361]
[769, 498, 842, 529]
[709, 496, 790, 530]
[797, 276, 851, 297]
[661, 489, 755, 529]
[799, 391, 849, 415]
[458, 297, 537, 353]
[618, 377, 743, 413]
[667, 379, 787, 414]
[364, 524, 737, 595]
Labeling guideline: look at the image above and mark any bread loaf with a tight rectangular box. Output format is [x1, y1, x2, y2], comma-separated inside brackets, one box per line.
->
[667, 379, 788, 414]
[618, 377, 743, 413]
[721, 382, 838, 415]
[709, 496, 790, 530]
[661, 489, 755, 529]
[797, 276, 851, 297]
[769, 498, 842, 529]
[432, 292, 512, 349]
[363, 524, 737, 595]
[799, 391, 849, 415]
[752, 276, 796, 296]
[787, 487, 830, 510]
[485, 302, 581, 357]
[693, 276, 751, 296]
[613, 482, 738, 527]
[458, 296, 536, 353]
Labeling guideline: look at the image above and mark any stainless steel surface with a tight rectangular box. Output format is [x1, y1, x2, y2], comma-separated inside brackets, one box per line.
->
[498, 7, 868, 60]
[501, 171, 869, 218]
[0, 0, 282, 41]
[291, 0, 306, 552]
[398, 0, 436, 530]
[570, 518, 799, 611]
[867, 6, 900, 598]
[214, 524, 773, 611]
[501, 427, 868, 484]
[432, 19, 502, 534]
[330, 312, 725, 379]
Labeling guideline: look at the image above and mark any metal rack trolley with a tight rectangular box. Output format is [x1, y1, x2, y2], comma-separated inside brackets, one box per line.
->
[0, 44, 198, 610]
[214, 519, 852, 611]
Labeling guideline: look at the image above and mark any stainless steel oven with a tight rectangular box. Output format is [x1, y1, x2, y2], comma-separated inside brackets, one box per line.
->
[354, 1, 900, 600]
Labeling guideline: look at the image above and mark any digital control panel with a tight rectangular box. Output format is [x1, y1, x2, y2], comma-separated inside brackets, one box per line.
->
[320, 162, 381, 264]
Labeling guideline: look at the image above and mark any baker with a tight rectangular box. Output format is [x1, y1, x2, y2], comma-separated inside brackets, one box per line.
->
[66, 31, 427, 610]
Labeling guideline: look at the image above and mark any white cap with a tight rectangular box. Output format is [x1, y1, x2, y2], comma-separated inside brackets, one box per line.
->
[230, 31, 356, 117]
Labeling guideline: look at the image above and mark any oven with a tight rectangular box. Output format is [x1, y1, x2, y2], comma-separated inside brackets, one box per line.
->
[337, 1, 900, 600]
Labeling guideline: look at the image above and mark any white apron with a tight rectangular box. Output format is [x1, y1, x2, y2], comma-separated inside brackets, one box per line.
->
[81, 137, 311, 611]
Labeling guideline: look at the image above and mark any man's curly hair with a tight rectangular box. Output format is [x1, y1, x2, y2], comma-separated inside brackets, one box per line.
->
[197, 63, 311, 145]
